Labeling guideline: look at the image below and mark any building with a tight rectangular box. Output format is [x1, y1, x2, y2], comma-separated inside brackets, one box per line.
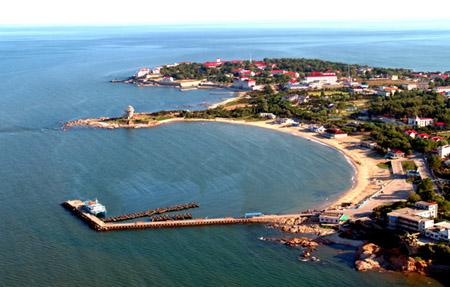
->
[274, 118, 296, 125]
[387, 204, 436, 233]
[404, 129, 418, 139]
[178, 80, 203, 89]
[401, 83, 418, 91]
[159, 76, 175, 84]
[309, 125, 326, 133]
[425, 221, 450, 242]
[232, 77, 256, 90]
[304, 72, 337, 85]
[259, 113, 276, 119]
[417, 133, 430, 140]
[283, 94, 310, 104]
[285, 80, 309, 90]
[408, 116, 434, 127]
[360, 141, 377, 149]
[415, 201, 438, 218]
[324, 128, 348, 139]
[135, 68, 150, 78]
[377, 86, 400, 97]
[203, 58, 223, 68]
[386, 149, 405, 159]
[437, 145, 450, 159]
[319, 212, 348, 225]
[435, 86, 450, 95]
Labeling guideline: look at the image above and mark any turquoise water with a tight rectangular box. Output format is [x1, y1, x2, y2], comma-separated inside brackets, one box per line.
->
[0, 26, 446, 286]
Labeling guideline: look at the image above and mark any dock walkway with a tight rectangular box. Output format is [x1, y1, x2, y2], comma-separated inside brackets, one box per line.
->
[63, 200, 313, 232]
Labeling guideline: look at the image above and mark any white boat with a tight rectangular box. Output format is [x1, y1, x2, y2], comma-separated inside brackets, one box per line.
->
[83, 199, 106, 217]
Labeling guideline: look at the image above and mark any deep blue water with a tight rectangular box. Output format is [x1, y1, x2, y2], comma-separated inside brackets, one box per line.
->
[0, 26, 446, 286]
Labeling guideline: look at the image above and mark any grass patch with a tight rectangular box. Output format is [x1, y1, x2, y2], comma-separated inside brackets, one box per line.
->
[377, 162, 391, 169]
[402, 160, 417, 172]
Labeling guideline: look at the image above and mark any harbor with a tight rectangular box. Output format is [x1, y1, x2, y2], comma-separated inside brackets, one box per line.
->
[62, 199, 313, 232]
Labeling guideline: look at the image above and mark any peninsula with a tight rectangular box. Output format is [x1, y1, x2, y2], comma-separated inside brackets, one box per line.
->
[66, 58, 450, 284]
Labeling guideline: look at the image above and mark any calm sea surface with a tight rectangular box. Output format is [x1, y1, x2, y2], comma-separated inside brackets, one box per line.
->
[1, 26, 448, 286]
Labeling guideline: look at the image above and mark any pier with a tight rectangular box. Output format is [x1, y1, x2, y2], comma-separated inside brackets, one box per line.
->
[63, 200, 314, 232]
[103, 202, 199, 222]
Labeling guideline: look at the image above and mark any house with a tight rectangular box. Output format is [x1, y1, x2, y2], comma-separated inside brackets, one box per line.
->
[304, 72, 337, 85]
[309, 125, 326, 133]
[408, 116, 434, 127]
[391, 75, 399, 80]
[401, 83, 418, 91]
[324, 128, 348, 139]
[319, 212, 348, 225]
[386, 149, 405, 159]
[178, 80, 203, 89]
[425, 221, 450, 242]
[360, 141, 377, 149]
[434, 122, 446, 128]
[417, 133, 430, 139]
[274, 118, 296, 125]
[285, 80, 309, 90]
[434, 86, 450, 95]
[259, 113, 276, 119]
[404, 129, 418, 139]
[437, 145, 450, 159]
[270, 70, 299, 78]
[232, 77, 256, 90]
[387, 202, 438, 232]
[415, 201, 438, 218]
[203, 58, 223, 68]
[431, 136, 443, 142]
[376, 86, 400, 97]
[159, 76, 175, 83]
[135, 67, 150, 78]
[283, 94, 310, 104]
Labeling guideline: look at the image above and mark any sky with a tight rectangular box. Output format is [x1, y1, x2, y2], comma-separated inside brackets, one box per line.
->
[1, 0, 450, 27]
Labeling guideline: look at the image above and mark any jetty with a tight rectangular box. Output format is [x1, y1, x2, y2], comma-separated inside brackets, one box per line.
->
[103, 202, 199, 222]
[62, 200, 314, 232]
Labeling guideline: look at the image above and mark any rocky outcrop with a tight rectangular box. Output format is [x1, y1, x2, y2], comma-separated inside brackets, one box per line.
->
[355, 243, 385, 272]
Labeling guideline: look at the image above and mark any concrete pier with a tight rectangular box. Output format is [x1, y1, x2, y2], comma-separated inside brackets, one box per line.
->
[62, 199, 313, 232]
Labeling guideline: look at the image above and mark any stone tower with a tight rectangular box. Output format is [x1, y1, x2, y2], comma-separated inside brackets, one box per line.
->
[125, 105, 135, 120]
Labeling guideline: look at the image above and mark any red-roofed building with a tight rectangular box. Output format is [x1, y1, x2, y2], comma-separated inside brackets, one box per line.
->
[435, 122, 446, 128]
[203, 58, 223, 68]
[305, 72, 337, 85]
[431, 136, 443, 142]
[387, 149, 405, 159]
[418, 133, 430, 139]
[405, 129, 418, 138]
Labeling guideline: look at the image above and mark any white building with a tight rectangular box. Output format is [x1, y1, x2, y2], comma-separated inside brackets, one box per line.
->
[401, 83, 418, 91]
[136, 68, 150, 78]
[408, 116, 434, 127]
[259, 113, 276, 119]
[387, 202, 438, 233]
[425, 221, 450, 242]
[304, 72, 337, 85]
[160, 76, 175, 83]
[232, 77, 256, 90]
[415, 201, 438, 218]
[319, 212, 348, 225]
[437, 145, 450, 159]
